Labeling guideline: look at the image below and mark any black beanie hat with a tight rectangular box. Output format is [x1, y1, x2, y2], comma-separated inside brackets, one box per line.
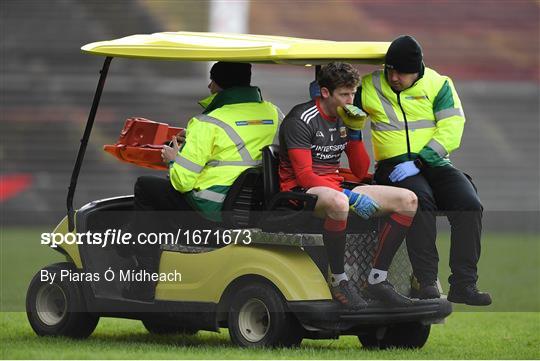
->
[210, 62, 252, 89]
[385, 35, 423, 73]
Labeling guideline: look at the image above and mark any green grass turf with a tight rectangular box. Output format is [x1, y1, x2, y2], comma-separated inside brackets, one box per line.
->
[1, 312, 539, 359]
[1, 227, 539, 359]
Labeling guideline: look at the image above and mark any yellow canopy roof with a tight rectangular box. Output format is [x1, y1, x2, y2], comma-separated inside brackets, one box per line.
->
[81, 31, 389, 65]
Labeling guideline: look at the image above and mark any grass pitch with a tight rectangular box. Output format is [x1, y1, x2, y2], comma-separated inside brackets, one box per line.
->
[1, 312, 539, 359]
[1, 227, 539, 359]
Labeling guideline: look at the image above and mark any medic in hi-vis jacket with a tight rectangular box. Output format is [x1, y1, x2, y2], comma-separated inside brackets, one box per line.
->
[355, 35, 491, 306]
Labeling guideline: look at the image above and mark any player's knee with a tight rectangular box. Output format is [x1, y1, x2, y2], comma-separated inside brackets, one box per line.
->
[404, 190, 418, 212]
[328, 193, 350, 214]
[395, 189, 417, 214]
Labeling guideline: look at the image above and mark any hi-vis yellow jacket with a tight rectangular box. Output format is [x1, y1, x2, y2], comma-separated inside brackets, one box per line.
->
[358, 67, 465, 166]
[169, 86, 281, 220]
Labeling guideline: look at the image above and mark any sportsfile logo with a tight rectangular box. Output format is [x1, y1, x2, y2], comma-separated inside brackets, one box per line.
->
[40, 229, 253, 248]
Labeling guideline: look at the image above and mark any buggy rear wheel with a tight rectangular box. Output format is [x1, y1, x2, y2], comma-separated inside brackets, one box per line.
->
[358, 322, 431, 349]
[228, 283, 303, 347]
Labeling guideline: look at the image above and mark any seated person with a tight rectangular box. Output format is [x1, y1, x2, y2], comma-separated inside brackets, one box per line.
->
[279, 62, 417, 308]
[124, 62, 282, 301]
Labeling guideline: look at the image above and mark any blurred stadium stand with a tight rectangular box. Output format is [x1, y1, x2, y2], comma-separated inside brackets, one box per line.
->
[1, 0, 538, 232]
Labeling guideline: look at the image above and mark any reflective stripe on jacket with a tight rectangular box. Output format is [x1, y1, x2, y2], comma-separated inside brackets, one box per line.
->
[169, 86, 281, 220]
[361, 67, 465, 165]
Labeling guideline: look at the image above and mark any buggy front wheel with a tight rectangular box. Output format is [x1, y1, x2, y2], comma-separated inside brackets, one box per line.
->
[26, 263, 99, 338]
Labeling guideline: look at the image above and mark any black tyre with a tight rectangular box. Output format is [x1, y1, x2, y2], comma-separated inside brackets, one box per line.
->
[141, 319, 198, 335]
[228, 283, 303, 348]
[358, 322, 431, 349]
[357, 328, 380, 349]
[26, 262, 99, 339]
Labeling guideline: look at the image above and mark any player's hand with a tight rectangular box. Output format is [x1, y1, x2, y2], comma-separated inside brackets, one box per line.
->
[162, 136, 180, 164]
[337, 105, 367, 130]
[389, 161, 420, 182]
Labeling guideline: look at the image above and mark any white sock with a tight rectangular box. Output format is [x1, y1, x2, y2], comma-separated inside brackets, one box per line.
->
[368, 268, 388, 285]
[331, 273, 348, 286]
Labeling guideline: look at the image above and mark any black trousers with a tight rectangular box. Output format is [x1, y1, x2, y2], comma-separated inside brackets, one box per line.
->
[131, 176, 208, 257]
[374, 164, 483, 287]
[134, 176, 194, 213]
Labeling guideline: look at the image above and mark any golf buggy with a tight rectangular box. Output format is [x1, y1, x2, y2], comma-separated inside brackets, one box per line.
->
[26, 32, 452, 348]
